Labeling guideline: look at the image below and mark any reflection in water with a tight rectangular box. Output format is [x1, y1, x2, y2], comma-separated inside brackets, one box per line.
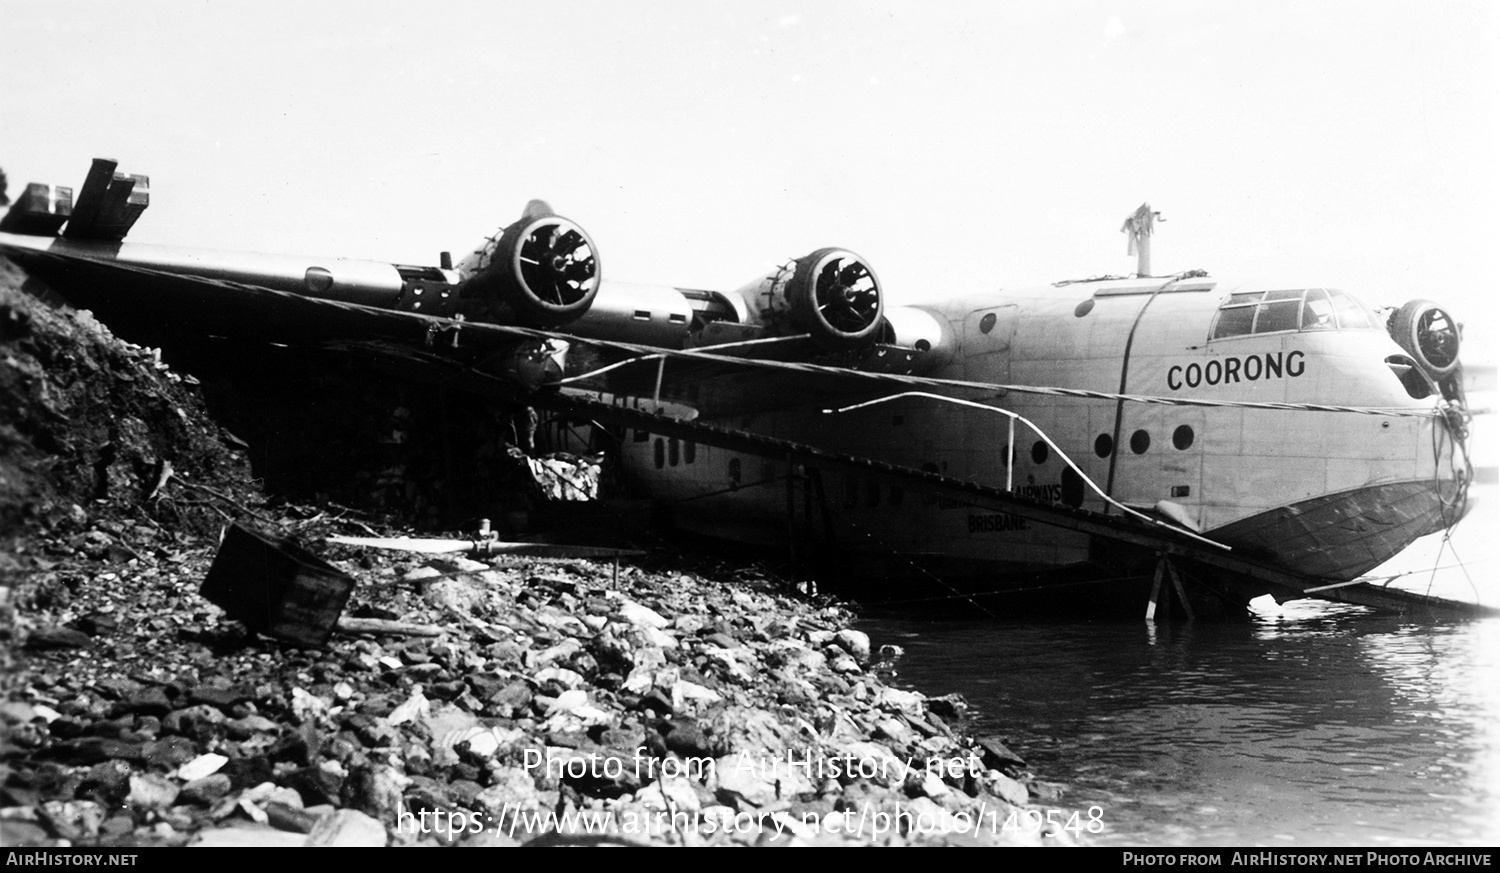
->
[859, 610, 1500, 847]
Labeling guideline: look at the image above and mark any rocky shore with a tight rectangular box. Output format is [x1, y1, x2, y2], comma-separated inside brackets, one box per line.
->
[0, 260, 1076, 847]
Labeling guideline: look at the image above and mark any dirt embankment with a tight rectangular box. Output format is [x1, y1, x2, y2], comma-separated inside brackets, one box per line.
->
[0, 260, 1075, 847]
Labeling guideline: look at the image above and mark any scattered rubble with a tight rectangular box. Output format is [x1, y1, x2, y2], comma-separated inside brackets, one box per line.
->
[1, 260, 1079, 847]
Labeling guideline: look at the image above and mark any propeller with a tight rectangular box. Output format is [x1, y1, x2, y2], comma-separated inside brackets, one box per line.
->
[458, 205, 601, 327]
[515, 220, 598, 308]
[815, 257, 881, 333]
[773, 247, 884, 349]
[1389, 299, 1461, 379]
[1414, 307, 1459, 372]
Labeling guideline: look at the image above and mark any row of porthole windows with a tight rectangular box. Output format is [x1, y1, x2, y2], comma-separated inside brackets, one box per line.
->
[650, 424, 1195, 481]
[650, 440, 909, 508]
[822, 427, 1196, 509]
[1020, 424, 1196, 466]
[651, 436, 698, 469]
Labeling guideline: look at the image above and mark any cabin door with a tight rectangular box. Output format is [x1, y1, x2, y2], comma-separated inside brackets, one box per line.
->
[1112, 396, 1207, 530]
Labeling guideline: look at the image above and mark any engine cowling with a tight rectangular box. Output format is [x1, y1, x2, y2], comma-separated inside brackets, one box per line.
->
[878, 305, 956, 372]
[1387, 299, 1461, 380]
[455, 200, 600, 328]
[739, 247, 884, 350]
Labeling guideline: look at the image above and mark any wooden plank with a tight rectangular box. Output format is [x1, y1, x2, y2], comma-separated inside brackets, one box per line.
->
[61, 157, 118, 239]
[91, 173, 150, 241]
[0, 183, 72, 235]
[335, 617, 443, 637]
[1145, 559, 1164, 621]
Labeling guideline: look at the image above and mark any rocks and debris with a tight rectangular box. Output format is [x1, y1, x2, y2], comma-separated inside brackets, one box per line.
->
[0, 260, 1078, 847]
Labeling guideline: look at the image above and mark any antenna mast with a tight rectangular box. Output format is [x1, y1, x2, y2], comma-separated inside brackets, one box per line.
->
[1120, 203, 1163, 277]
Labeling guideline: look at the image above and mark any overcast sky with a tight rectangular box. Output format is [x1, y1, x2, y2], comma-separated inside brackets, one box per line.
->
[3, 1, 1496, 351]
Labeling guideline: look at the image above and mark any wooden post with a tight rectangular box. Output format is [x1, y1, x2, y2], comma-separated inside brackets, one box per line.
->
[1146, 556, 1166, 622]
[1165, 558, 1195, 621]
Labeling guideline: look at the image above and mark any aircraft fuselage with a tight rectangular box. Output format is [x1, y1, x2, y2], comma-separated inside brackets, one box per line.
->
[611, 276, 1469, 593]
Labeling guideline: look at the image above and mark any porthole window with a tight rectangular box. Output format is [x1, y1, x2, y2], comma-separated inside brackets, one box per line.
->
[668, 437, 680, 467]
[1031, 440, 1049, 464]
[1130, 430, 1151, 454]
[1094, 434, 1113, 458]
[684, 441, 697, 464]
[1074, 298, 1095, 318]
[865, 481, 881, 507]
[844, 478, 859, 510]
[728, 458, 741, 490]
[979, 312, 997, 334]
[654, 438, 665, 469]
[1172, 425, 1195, 450]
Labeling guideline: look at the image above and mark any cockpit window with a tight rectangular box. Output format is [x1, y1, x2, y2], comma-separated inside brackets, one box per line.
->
[1253, 289, 1303, 334]
[1301, 288, 1336, 330]
[1327, 290, 1374, 329]
[1210, 288, 1377, 339]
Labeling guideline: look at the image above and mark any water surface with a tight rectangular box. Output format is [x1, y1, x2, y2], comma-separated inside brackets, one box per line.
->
[858, 485, 1499, 847]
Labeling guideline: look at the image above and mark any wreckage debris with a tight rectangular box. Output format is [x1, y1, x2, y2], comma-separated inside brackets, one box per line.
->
[201, 523, 355, 647]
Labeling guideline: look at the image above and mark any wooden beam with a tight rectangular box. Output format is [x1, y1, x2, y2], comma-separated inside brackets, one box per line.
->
[61, 157, 118, 239]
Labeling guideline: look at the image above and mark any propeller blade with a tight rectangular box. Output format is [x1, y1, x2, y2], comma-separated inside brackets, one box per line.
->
[329, 535, 473, 553]
[328, 535, 644, 560]
[839, 262, 868, 286]
[561, 258, 596, 285]
[549, 228, 584, 259]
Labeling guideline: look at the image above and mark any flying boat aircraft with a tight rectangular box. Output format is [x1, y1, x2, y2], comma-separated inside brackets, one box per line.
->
[0, 159, 1482, 619]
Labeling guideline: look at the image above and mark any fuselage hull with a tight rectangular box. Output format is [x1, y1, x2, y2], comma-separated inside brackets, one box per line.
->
[609, 277, 1469, 599]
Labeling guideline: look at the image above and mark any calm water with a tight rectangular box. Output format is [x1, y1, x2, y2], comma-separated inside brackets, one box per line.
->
[858, 485, 1499, 847]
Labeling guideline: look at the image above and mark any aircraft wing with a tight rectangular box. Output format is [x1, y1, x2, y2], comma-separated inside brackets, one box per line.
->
[0, 228, 977, 421]
[1, 157, 964, 418]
